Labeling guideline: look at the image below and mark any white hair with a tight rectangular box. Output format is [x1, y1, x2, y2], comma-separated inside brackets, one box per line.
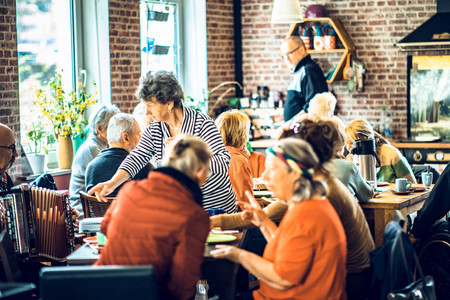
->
[308, 92, 337, 117]
[89, 105, 121, 135]
[107, 113, 137, 144]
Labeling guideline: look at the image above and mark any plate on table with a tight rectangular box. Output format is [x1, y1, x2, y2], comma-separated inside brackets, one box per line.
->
[206, 233, 237, 244]
[253, 190, 273, 198]
[391, 188, 415, 195]
[83, 236, 98, 246]
[377, 181, 389, 187]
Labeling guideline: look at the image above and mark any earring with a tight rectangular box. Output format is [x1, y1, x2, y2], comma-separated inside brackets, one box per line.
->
[168, 108, 172, 114]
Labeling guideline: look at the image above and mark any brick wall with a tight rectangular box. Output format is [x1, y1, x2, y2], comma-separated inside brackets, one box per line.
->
[0, 0, 21, 180]
[241, 0, 449, 138]
[109, 0, 141, 114]
[206, 0, 236, 112]
[108, 0, 238, 115]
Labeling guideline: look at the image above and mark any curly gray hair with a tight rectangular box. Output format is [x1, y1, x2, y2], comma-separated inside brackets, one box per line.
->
[135, 71, 184, 108]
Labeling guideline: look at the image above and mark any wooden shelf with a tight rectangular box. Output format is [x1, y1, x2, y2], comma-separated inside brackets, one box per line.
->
[307, 49, 346, 54]
[287, 17, 355, 83]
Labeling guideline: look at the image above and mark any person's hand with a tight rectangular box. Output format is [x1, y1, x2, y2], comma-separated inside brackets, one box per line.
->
[210, 245, 241, 263]
[409, 232, 418, 245]
[88, 181, 115, 202]
[70, 205, 80, 229]
[238, 191, 268, 227]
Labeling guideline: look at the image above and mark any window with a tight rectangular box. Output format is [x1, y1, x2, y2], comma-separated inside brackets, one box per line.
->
[139, 0, 208, 107]
[16, 0, 110, 153]
[16, 0, 75, 151]
[140, 1, 180, 78]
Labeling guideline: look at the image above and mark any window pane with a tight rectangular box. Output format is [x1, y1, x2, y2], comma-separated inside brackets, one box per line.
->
[16, 0, 74, 152]
[140, 1, 179, 77]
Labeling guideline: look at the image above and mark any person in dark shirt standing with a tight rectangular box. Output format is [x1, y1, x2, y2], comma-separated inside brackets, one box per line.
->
[85, 113, 152, 198]
[281, 36, 328, 121]
[0, 123, 18, 192]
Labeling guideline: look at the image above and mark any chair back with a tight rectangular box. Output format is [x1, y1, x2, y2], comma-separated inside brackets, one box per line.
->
[79, 191, 115, 218]
[39, 265, 158, 300]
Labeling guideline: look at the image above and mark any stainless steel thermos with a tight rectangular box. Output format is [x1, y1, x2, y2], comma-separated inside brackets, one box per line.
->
[350, 133, 381, 188]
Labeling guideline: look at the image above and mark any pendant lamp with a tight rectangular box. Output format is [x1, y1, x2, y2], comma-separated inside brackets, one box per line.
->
[271, 0, 303, 23]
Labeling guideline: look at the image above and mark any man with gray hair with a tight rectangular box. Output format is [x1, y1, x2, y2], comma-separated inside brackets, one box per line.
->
[85, 113, 152, 199]
[69, 105, 120, 214]
[280, 36, 328, 121]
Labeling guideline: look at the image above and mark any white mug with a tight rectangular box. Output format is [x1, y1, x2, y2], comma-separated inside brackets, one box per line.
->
[395, 178, 412, 192]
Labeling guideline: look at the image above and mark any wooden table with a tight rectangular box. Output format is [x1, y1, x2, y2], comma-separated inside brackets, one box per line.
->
[359, 184, 431, 247]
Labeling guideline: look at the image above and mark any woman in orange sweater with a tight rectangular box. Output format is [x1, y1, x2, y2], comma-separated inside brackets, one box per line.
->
[211, 138, 347, 300]
[215, 110, 254, 208]
[95, 135, 211, 300]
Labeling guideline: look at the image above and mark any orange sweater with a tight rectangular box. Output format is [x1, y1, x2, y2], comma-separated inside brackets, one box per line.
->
[254, 199, 347, 300]
[248, 151, 266, 178]
[226, 146, 253, 208]
[96, 167, 210, 300]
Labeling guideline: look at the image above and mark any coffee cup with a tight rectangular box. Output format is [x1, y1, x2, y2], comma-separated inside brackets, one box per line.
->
[421, 172, 433, 189]
[395, 178, 412, 192]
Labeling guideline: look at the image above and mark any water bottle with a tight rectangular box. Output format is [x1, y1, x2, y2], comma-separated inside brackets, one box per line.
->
[384, 113, 393, 139]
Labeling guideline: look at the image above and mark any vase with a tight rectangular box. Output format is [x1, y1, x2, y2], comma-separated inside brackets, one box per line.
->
[57, 136, 74, 169]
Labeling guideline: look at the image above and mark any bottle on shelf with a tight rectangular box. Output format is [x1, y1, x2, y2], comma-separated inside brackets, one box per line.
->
[384, 112, 393, 140]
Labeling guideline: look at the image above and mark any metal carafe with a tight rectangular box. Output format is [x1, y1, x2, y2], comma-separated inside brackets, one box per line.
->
[350, 132, 381, 188]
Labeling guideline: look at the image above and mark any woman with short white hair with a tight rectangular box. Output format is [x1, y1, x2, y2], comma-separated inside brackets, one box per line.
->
[69, 104, 120, 214]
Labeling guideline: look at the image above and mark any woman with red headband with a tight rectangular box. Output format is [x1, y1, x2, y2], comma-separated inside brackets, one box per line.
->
[211, 138, 347, 300]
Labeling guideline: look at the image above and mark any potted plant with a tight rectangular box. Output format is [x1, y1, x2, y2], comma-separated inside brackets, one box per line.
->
[33, 72, 97, 169]
[26, 121, 48, 175]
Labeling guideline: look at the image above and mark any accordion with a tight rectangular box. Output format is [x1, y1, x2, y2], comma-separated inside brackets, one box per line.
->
[0, 184, 74, 262]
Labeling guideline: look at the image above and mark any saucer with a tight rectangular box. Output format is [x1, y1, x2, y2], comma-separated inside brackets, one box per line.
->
[392, 188, 415, 195]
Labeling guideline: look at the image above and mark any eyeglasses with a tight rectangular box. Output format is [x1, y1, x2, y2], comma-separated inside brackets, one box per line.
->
[0, 144, 16, 152]
[280, 46, 301, 59]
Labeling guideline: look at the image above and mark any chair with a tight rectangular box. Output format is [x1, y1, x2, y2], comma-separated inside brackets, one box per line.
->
[39, 265, 158, 300]
[79, 191, 115, 218]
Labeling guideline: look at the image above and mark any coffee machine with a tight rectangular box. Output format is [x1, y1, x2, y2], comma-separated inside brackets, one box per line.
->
[350, 132, 381, 188]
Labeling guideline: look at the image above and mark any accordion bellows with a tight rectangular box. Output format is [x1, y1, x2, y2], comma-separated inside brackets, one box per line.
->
[0, 184, 74, 261]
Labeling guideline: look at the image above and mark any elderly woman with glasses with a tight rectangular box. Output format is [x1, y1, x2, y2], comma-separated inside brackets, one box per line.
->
[211, 117, 375, 300]
[89, 71, 237, 213]
[211, 138, 347, 300]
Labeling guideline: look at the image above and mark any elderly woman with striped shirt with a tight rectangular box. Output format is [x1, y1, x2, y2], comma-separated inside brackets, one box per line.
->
[88, 71, 237, 213]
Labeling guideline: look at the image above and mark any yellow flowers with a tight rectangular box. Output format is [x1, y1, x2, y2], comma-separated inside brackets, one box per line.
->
[33, 72, 98, 138]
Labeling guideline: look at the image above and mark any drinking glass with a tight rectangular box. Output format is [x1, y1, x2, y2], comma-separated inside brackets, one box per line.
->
[421, 172, 433, 189]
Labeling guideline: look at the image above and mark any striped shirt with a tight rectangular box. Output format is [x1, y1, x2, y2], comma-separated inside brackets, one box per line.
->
[120, 106, 238, 213]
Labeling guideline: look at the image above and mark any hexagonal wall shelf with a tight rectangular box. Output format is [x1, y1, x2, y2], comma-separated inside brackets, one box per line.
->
[287, 17, 356, 83]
